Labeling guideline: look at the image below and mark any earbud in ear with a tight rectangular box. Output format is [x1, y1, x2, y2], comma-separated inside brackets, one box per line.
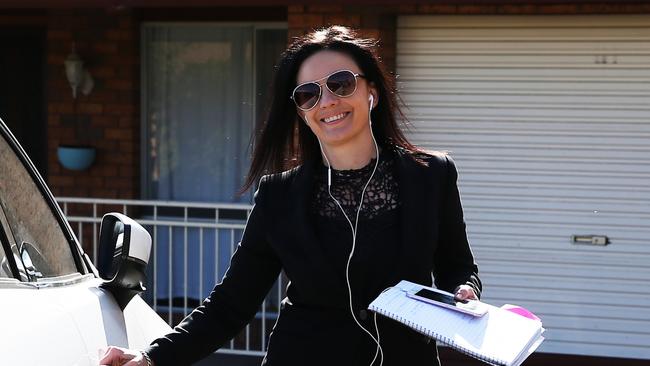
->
[369, 95, 375, 109]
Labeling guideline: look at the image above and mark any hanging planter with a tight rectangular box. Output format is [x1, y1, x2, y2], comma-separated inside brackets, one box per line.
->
[57, 145, 96, 171]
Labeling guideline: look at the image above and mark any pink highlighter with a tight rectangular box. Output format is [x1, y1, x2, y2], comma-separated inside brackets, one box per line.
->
[501, 304, 541, 321]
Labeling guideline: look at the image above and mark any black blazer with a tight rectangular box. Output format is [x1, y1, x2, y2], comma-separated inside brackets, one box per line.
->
[146, 147, 481, 366]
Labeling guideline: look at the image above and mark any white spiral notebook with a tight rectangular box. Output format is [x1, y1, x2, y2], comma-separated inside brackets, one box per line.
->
[368, 280, 545, 366]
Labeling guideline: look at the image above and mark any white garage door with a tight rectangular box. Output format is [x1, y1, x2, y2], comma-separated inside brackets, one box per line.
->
[397, 15, 650, 359]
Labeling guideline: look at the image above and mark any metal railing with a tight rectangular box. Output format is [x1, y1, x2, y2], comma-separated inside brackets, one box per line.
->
[58, 197, 284, 356]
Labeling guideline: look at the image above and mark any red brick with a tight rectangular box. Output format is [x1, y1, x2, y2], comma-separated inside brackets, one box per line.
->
[105, 128, 133, 140]
[94, 139, 118, 150]
[92, 188, 118, 198]
[397, 5, 417, 14]
[92, 67, 117, 78]
[94, 42, 119, 54]
[288, 14, 324, 28]
[84, 176, 104, 187]
[49, 127, 75, 139]
[115, 67, 134, 79]
[119, 165, 135, 176]
[77, 103, 104, 114]
[104, 104, 135, 116]
[47, 54, 66, 65]
[92, 115, 118, 127]
[539, 4, 579, 14]
[111, 177, 132, 189]
[325, 15, 361, 27]
[115, 153, 134, 165]
[118, 117, 134, 128]
[50, 175, 75, 187]
[97, 165, 118, 177]
[48, 114, 60, 125]
[106, 79, 133, 91]
[498, 5, 537, 14]
[104, 55, 137, 66]
[87, 90, 118, 103]
[49, 164, 61, 176]
[105, 29, 133, 41]
[66, 187, 91, 197]
[48, 103, 75, 114]
[417, 5, 457, 14]
[458, 5, 496, 14]
[307, 5, 344, 13]
[118, 141, 135, 154]
[117, 16, 133, 30]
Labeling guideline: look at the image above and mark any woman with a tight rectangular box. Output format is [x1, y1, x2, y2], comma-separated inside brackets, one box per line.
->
[100, 25, 481, 366]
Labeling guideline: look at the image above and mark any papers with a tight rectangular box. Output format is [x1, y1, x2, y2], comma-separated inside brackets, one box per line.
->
[368, 280, 545, 366]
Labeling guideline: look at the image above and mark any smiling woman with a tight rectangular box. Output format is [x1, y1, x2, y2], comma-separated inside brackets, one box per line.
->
[102, 25, 481, 366]
[241, 26, 417, 190]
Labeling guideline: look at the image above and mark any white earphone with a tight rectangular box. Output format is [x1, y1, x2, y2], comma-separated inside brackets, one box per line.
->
[312, 92, 384, 366]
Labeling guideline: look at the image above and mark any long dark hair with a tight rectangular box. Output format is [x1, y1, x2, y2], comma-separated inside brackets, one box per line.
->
[241, 25, 419, 193]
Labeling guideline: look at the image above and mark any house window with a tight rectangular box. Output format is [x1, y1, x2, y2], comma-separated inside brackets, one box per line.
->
[142, 23, 287, 203]
[141, 24, 287, 306]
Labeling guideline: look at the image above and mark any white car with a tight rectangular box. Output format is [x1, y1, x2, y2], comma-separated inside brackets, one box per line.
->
[0, 118, 171, 366]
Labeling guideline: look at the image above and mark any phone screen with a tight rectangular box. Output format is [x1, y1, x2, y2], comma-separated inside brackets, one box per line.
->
[414, 289, 460, 306]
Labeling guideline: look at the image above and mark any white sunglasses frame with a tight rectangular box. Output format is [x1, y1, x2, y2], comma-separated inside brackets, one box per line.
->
[290, 69, 365, 111]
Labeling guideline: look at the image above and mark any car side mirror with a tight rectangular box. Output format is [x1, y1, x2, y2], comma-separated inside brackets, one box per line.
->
[98, 213, 151, 310]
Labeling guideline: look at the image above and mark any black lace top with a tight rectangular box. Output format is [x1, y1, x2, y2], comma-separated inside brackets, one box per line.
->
[309, 150, 402, 310]
[311, 151, 400, 221]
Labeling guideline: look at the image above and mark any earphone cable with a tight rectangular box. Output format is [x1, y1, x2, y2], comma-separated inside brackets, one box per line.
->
[313, 95, 384, 366]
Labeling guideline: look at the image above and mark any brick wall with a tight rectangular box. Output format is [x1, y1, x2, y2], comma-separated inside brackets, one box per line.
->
[288, 5, 399, 76]
[46, 8, 139, 199]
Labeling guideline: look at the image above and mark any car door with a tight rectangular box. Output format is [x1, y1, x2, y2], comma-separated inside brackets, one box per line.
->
[0, 119, 170, 365]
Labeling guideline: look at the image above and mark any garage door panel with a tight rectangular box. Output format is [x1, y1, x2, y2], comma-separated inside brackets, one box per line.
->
[401, 80, 650, 93]
[402, 92, 649, 107]
[463, 196, 650, 212]
[424, 135, 650, 151]
[398, 27, 650, 41]
[482, 271, 648, 292]
[399, 40, 650, 53]
[477, 261, 650, 286]
[407, 121, 650, 135]
[400, 53, 650, 67]
[398, 15, 650, 359]
[397, 67, 650, 79]
[468, 222, 649, 242]
[404, 106, 650, 119]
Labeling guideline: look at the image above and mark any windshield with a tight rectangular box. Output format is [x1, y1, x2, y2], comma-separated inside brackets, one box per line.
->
[0, 131, 77, 279]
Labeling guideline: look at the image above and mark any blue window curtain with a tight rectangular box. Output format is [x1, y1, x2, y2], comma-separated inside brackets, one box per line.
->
[143, 25, 254, 204]
[142, 25, 257, 305]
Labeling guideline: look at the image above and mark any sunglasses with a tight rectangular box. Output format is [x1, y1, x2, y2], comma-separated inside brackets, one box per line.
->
[291, 69, 366, 111]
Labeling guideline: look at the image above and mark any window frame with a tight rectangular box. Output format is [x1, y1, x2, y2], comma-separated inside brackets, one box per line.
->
[0, 120, 91, 281]
[139, 21, 288, 203]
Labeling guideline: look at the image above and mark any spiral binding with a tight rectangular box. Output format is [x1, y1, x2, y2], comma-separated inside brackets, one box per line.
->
[369, 306, 508, 366]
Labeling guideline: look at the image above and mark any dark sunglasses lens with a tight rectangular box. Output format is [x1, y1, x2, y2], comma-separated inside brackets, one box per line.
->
[294, 83, 320, 110]
[326, 71, 357, 97]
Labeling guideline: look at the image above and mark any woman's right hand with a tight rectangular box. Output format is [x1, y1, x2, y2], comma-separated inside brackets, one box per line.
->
[98, 346, 150, 366]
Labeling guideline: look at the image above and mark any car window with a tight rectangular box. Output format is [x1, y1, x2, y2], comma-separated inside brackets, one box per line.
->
[0, 134, 77, 279]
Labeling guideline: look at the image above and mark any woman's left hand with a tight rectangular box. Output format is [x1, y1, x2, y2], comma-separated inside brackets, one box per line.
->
[453, 284, 478, 301]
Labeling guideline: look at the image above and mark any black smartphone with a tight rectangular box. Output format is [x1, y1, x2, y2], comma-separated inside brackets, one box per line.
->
[406, 288, 488, 317]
